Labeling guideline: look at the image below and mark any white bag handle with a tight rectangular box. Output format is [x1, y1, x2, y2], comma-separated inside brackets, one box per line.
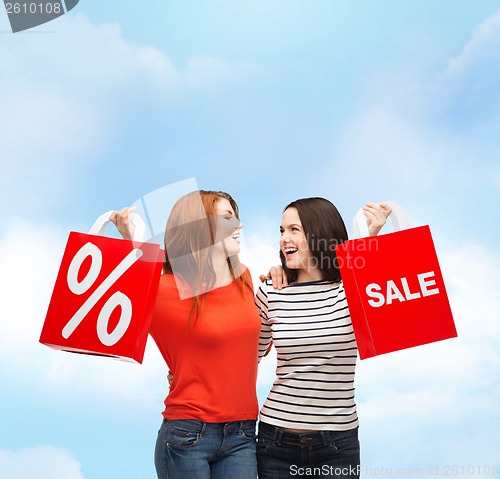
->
[88, 210, 146, 242]
[353, 201, 411, 238]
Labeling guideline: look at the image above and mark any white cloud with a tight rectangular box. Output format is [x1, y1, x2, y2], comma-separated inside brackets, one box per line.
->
[329, 8, 500, 190]
[431, 7, 500, 140]
[184, 56, 257, 92]
[0, 13, 260, 215]
[0, 12, 258, 124]
[441, 8, 500, 89]
[441, 245, 500, 341]
[0, 221, 66, 361]
[0, 446, 83, 479]
[333, 105, 441, 193]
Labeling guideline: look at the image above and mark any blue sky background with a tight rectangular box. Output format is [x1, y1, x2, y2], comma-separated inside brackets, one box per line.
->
[1, 1, 499, 478]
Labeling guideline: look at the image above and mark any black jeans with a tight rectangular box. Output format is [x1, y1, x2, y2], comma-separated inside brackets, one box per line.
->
[257, 421, 360, 478]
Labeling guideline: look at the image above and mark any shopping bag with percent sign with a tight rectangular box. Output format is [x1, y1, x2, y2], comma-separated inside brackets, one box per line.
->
[40, 211, 164, 363]
[335, 201, 457, 360]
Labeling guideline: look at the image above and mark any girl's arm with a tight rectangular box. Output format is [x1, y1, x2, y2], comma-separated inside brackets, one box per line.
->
[255, 282, 273, 362]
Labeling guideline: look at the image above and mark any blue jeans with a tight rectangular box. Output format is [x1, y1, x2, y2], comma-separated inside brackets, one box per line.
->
[154, 419, 257, 479]
[257, 422, 360, 478]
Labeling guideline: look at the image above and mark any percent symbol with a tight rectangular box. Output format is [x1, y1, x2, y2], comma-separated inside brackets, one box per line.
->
[62, 242, 144, 346]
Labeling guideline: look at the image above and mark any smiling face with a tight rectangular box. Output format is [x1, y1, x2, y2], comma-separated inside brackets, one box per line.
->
[214, 198, 242, 257]
[280, 207, 312, 272]
[280, 198, 349, 284]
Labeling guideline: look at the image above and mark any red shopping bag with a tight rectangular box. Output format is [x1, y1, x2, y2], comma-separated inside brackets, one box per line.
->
[335, 203, 457, 360]
[40, 211, 164, 363]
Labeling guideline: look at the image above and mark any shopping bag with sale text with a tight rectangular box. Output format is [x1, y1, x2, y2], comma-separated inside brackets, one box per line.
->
[40, 211, 164, 363]
[335, 202, 457, 360]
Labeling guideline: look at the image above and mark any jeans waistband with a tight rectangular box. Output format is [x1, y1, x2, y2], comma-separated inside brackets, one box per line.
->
[258, 421, 357, 447]
[162, 418, 256, 434]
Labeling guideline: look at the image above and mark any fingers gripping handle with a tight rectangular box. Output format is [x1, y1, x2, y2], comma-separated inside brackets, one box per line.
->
[353, 201, 411, 238]
[353, 210, 370, 239]
[88, 210, 146, 242]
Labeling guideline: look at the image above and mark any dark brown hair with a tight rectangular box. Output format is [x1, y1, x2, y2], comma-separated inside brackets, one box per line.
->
[281, 197, 348, 284]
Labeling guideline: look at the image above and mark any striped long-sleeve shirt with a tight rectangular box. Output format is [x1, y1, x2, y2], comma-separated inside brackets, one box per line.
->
[256, 278, 359, 431]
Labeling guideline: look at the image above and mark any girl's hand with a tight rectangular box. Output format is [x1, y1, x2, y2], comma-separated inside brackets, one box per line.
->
[109, 207, 136, 240]
[259, 265, 288, 290]
[364, 202, 392, 236]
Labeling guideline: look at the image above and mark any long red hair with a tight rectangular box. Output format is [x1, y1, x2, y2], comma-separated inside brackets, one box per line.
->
[163, 190, 253, 326]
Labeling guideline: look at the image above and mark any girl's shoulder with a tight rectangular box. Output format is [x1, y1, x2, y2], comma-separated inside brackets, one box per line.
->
[238, 263, 252, 281]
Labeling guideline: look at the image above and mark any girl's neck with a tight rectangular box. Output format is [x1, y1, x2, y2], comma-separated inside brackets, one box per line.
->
[296, 267, 323, 284]
[212, 250, 234, 288]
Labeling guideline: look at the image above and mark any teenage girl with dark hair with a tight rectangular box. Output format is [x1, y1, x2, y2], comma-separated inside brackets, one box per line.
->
[256, 199, 391, 479]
